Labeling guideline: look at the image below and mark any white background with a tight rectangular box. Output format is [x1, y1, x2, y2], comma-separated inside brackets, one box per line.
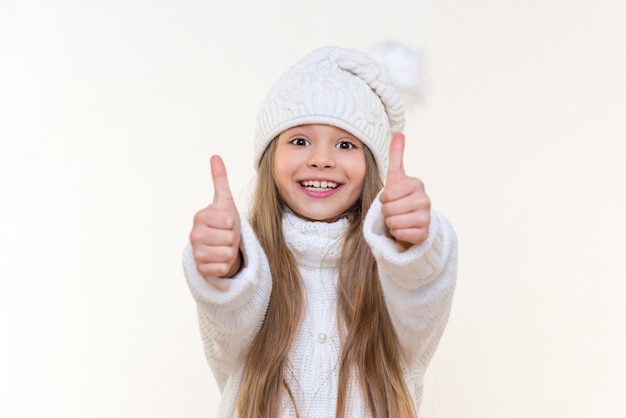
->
[1, 0, 625, 417]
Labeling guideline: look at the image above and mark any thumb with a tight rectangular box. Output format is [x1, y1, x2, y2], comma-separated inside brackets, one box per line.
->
[210, 155, 234, 207]
[386, 133, 406, 183]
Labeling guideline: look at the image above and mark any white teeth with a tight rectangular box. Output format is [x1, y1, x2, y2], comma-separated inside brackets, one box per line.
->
[301, 180, 338, 190]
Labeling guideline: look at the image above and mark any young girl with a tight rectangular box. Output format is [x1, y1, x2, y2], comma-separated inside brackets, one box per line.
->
[184, 46, 458, 418]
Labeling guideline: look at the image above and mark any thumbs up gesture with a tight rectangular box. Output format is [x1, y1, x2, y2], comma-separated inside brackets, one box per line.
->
[379, 133, 431, 249]
[189, 155, 242, 278]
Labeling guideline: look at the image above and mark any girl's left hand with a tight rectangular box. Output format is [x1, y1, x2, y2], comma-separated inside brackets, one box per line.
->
[379, 133, 431, 249]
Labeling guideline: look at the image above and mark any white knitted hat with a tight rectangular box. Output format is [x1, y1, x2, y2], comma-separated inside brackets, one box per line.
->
[253, 46, 405, 178]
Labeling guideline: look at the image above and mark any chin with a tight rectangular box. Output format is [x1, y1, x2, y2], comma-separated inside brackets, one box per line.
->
[293, 209, 346, 223]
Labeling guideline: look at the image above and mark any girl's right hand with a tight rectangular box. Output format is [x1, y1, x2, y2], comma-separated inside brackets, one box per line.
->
[189, 155, 242, 278]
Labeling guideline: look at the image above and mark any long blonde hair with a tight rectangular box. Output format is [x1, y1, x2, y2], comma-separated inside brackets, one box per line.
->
[238, 138, 417, 418]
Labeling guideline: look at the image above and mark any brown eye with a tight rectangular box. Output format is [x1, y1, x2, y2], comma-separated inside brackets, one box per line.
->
[289, 138, 309, 146]
[336, 141, 356, 150]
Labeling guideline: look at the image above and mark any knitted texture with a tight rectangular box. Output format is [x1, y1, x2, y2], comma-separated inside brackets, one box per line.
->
[183, 202, 458, 417]
[253, 46, 405, 178]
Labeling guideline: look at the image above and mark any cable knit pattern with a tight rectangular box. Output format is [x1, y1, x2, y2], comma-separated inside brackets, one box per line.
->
[363, 196, 458, 365]
[183, 201, 457, 417]
[253, 46, 404, 179]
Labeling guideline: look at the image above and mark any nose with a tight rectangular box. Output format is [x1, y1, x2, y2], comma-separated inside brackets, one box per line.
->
[308, 146, 335, 169]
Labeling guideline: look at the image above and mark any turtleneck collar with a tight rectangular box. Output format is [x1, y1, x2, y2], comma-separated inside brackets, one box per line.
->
[282, 210, 348, 268]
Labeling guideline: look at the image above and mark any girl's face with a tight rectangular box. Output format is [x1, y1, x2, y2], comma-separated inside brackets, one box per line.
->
[273, 124, 366, 222]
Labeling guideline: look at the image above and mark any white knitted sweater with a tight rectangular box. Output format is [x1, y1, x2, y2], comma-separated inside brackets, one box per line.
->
[183, 197, 458, 417]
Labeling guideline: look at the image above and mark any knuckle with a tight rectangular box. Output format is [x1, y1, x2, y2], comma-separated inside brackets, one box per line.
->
[386, 215, 404, 231]
[381, 202, 393, 217]
[198, 263, 226, 278]
[226, 231, 239, 246]
[224, 246, 239, 261]
[189, 228, 202, 244]
[215, 264, 228, 277]
[197, 264, 212, 277]
[193, 208, 208, 224]
[415, 228, 429, 243]
[407, 177, 424, 191]
[391, 229, 404, 241]
[193, 248, 211, 266]
[190, 227, 211, 245]
[224, 214, 236, 229]
[379, 190, 391, 204]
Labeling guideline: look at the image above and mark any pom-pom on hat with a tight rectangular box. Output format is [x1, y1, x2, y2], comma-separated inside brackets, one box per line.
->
[253, 46, 405, 179]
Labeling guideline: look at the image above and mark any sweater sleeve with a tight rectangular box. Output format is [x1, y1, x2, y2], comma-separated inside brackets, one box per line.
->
[182, 215, 272, 386]
[363, 195, 458, 365]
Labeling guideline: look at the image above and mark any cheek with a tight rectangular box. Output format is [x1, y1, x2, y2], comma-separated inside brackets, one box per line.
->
[349, 155, 367, 183]
[345, 157, 367, 198]
[272, 152, 286, 181]
[272, 157, 298, 192]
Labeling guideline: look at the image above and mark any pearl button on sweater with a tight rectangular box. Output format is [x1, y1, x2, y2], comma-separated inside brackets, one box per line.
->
[183, 196, 458, 417]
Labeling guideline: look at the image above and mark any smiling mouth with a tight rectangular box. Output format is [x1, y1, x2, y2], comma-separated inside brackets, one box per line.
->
[301, 180, 339, 192]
